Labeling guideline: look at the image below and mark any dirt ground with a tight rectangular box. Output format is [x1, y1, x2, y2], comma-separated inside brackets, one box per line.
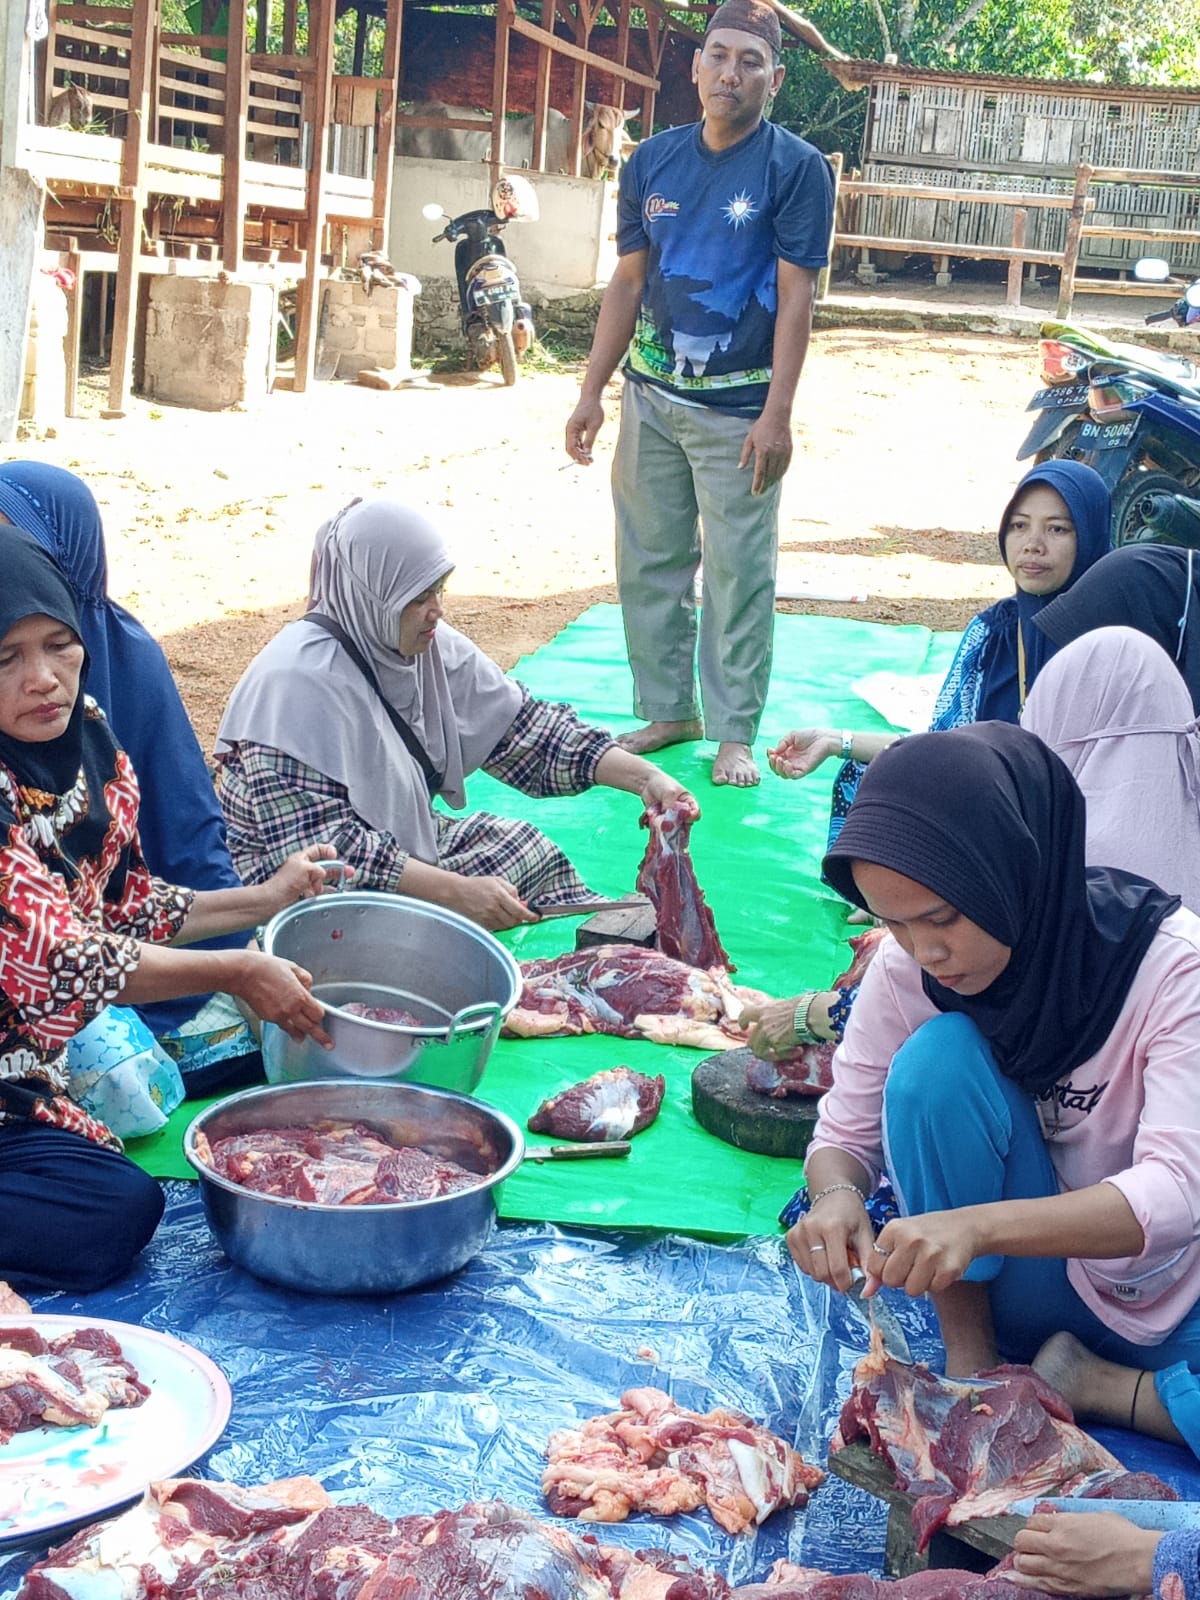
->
[8, 325, 1046, 750]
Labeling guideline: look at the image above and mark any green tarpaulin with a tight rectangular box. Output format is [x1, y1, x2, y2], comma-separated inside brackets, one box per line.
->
[129, 604, 960, 1240]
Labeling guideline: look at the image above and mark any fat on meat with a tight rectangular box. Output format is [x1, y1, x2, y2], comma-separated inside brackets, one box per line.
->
[529, 1068, 666, 1141]
[16, 1476, 1069, 1600]
[196, 1122, 480, 1204]
[0, 1326, 147, 1443]
[0, 1281, 31, 1316]
[543, 1386, 825, 1534]
[504, 946, 774, 1051]
[833, 1332, 1175, 1552]
[636, 799, 732, 971]
[745, 929, 888, 1099]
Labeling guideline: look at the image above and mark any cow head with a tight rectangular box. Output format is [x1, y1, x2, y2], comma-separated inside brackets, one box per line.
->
[581, 103, 631, 180]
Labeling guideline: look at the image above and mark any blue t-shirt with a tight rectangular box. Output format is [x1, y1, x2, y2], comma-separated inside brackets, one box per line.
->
[616, 119, 834, 411]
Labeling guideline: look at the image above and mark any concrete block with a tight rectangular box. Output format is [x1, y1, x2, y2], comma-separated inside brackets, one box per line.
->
[143, 276, 275, 410]
[935, 270, 954, 288]
[365, 325, 398, 355]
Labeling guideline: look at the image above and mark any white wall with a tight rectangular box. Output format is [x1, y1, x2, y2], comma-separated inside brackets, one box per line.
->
[389, 156, 618, 296]
[0, 1, 43, 443]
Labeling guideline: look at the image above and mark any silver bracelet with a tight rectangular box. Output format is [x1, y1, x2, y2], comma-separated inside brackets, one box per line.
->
[809, 1183, 866, 1208]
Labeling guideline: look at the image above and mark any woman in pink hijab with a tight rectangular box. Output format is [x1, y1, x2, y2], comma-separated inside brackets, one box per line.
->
[1020, 625, 1200, 914]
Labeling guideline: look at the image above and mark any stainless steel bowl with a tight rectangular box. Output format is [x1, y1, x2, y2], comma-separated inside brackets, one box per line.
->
[184, 1081, 524, 1295]
[260, 891, 521, 1092]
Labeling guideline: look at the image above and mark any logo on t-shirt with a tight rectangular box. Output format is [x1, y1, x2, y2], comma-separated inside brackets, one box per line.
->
[645, 193, 680, 222]
[722, 191, 759, 229]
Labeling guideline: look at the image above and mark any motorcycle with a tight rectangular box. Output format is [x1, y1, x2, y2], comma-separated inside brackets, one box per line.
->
[1016, 257, 1200, 545]
[422, 174, 538, 386]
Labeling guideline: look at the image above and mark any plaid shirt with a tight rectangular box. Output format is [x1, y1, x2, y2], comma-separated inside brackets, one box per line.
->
[217, 687, 615, 889]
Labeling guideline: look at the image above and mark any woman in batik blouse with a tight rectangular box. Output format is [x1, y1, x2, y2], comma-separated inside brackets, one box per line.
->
[0, 526, 337, 1292]
[215, 497, 695, 933]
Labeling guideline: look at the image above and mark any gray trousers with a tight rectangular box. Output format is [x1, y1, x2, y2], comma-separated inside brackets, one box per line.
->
[612, 378, 780, 745]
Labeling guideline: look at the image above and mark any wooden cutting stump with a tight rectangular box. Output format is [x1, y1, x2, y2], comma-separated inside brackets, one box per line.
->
[691, 1047, 821, 1158]
[576, 905, 658, 951]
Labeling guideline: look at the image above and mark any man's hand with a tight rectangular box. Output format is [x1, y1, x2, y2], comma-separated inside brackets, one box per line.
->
[1011, 1512, 1161, 1596]
[640, 771, 699, 815]
[739, 410, 793, 495]
[566, 395, 604, 464]
[449, 874, 540, 932]
[234, 953, 332, 1048]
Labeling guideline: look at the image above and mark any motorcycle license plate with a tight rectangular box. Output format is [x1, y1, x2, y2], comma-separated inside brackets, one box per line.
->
[1076, 418, 1139, 450]
[1026, 383, 1090, 412]
[476, 284, 515, 304]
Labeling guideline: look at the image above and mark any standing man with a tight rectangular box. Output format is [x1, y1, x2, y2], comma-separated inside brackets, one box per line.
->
[565, 0, 834, 787]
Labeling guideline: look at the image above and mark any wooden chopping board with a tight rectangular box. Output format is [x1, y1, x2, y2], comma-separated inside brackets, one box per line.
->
[691, 1048, 821, 1159]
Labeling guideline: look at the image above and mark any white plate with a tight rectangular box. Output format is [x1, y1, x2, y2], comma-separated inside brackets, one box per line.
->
[0, 1315, 232, 1547]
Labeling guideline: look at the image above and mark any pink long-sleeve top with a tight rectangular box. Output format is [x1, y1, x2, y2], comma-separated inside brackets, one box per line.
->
[808, 910, 1200, 1345]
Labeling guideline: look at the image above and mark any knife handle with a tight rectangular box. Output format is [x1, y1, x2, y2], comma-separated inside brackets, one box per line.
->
[529, 1141, 633, 1161]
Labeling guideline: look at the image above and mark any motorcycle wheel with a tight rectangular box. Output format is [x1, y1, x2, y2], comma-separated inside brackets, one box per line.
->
[1113, 469, 1188, 546]
[498, 328, 518, 386]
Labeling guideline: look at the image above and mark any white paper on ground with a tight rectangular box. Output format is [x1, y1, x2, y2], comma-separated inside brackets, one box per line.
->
[850, 670, 945, 733]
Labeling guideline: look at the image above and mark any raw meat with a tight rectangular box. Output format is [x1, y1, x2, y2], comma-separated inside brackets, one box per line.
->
[341, 1001, 426, 1027]
[833, 1332, 1174, 1552]
[636, 799, 732, 971]
[529, 1068, 666, 1141]
[504, 945, 774, 1051]
[745, 929, 888, 1099]
[17, 1475, 1067, 1600]
[195, 1121, 480, 1204]
[543, 1385, 825, 1534]
[0, 1282, 31, 1316]
[0, 1325, 148, 1444]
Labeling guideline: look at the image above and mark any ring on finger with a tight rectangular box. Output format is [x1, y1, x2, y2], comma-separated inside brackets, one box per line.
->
[872, 1243, 892, 1257]
[809, 1244, 827, 1253]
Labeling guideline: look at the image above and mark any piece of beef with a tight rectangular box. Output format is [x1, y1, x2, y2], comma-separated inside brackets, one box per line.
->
[745, 929, 888, 1099]
[529, 1068, 666, 1141]
[544, 1386, 824, 1535]
[51, 1327, 150, 1408]
[341, 1002, 426, 1027]
[0, 1281, 32, 1316]
[636, 800, 732, 972]
[832, 1338, 1156, 1552]
[729, 1554, 1062, 1600]
[505, 946, 773, 1051]
[200, 1123, 480, 1205]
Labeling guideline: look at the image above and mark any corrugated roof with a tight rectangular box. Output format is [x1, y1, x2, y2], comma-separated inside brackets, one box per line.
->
[825, 56, 1200, 101]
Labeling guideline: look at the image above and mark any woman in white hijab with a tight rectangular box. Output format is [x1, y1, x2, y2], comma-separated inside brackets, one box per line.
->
[1020, 625, 1200, 915]
[216, 499, 695, 931]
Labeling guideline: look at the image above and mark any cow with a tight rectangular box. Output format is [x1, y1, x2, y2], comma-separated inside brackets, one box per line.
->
[397, 100, 631, 178]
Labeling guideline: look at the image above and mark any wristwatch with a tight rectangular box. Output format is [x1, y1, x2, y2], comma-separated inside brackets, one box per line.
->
[792, 990, 822, 1045]
[839, 730, 854, 761]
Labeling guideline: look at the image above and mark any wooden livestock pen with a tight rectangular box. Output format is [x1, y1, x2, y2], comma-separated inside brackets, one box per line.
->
[829, 61, 1200, 283]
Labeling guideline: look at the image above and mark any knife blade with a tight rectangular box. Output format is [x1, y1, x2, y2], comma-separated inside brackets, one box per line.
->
[532, 898, 651, 920]
[1008, 1498, 1200, 1530]
[847, 1261, 913, 1364]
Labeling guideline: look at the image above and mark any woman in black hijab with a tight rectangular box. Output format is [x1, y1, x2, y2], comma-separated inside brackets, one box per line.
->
[1034, 544, 1200, 714]
[789, 722, 1200, 1455]
[0, 527, 337, 1291]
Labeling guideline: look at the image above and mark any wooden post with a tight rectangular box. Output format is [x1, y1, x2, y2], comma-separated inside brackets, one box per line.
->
[254, 0, 267, 55]
[490, 0, 513, 190]
[1006, 207, 1026, 308]
[105, 0, 157, 418]
[293, 0, 336, 390]
[568, 0, 593, 177]
[283, 0, 297, 56]
[1057, 163, 1093, 320]
[223, 0, 250, 272]
[64, 254, 82, 418]
[352, 2, 367, 75]
[818, 149, 843, 301]
[531, 0, 555, 172]
[613, 0, 631, 111]
[42, 0, 60, 124]
[371, 0, 402, 243]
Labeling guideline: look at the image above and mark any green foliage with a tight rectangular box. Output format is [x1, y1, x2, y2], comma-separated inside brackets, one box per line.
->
[771, 0, 1200, 161]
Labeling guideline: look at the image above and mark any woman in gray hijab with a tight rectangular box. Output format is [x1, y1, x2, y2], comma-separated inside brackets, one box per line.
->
[215, 499, 695, 931]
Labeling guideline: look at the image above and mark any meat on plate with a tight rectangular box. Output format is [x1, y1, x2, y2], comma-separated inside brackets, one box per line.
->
[0, 1325, 148, 1443]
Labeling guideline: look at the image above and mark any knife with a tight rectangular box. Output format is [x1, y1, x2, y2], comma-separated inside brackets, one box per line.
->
[1008, 1498, 1200, 1530]
[532, 898, 651, 920]
[526, 1141, 633, 1162]
[847, 1260, 913, 1364]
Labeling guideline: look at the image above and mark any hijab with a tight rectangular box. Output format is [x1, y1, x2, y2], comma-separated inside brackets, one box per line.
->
[822, 722, 1180, 1096]
[1034, 544, 1200, 715]
[974, 460, 1112, 722]
[1021, 626, 1200, 914]
[0, 463, 245, 1033]
[0, 462, 241, 895]
[216, 499, 524, 864]
[0, 525, 118, 882]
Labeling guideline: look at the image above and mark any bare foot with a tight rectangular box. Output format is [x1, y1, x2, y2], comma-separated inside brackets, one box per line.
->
[712, 742, 760, 787]
[1032, 1331, 1181, 1441]
[616, 719, 702, 756]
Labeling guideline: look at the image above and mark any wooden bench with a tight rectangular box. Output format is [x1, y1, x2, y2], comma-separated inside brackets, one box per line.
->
[828, 1442, 1025, 1578]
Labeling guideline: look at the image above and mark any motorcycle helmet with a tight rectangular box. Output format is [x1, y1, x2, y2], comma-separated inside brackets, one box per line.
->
[492, 172, 540, 223]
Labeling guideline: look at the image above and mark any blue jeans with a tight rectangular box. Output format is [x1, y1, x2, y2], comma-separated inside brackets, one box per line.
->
[882, 1013, 1200, 1447]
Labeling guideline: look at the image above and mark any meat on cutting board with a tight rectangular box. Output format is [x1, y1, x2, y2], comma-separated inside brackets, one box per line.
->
[195, 1122, 480, 1205]
[834, 1332, 1176, 1551]
[529, 1067, 666, 1142]
[636, 798, 732, 971]
[732, 1554, 1061, 1600]
[504, 945, 774, 1051]
[745, 929, 888, 1099]
[543, 1385, 825, 1534]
